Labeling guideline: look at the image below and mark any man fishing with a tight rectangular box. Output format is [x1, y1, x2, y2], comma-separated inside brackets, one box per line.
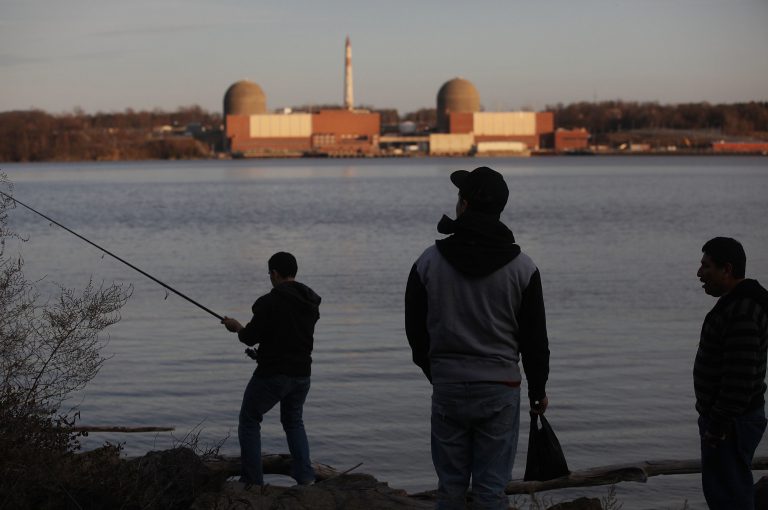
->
[222, 251, 321, 486]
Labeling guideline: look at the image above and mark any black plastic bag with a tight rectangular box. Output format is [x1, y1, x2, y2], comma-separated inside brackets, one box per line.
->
[523, 413, 570, 481]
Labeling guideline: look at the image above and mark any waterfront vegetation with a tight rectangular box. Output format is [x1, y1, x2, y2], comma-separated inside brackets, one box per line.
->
[0, 177, 133, 508]
[0, 101, 766, 162]
[0, 107, 221, 163]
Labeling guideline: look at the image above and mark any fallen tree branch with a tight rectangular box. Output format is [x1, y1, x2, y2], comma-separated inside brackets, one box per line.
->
[504, 456, 768, 494]
[72, 426, 175, 433]
[130, 450, 768, 495]
[314, 462, 364, 484]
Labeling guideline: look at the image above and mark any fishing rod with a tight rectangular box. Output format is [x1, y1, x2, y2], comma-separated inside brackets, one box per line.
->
[0, 190, 224, 321]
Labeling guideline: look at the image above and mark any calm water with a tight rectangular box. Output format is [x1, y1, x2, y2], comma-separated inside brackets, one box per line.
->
[2, 156, 768, 509]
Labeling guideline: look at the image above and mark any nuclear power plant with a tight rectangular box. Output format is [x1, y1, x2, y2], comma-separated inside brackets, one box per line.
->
[223, 39, 588, 157]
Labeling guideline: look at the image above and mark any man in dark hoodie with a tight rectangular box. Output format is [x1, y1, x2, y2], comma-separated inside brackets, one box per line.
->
[695, 237, 768, 509]
[405, 167, 550, 510]
[222, 252, 321, 486]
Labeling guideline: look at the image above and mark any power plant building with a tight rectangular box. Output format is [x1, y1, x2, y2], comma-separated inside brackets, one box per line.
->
[432, 110, 556, 155]
[223, 44, 587, 157]
[430, 77, 560, 156]
[225, 105, 380, 157]
[226, 112, 315, 155]
[224, 39, 381, 157]
[436, 78, 480, 132]
[312, 110, 380, 155]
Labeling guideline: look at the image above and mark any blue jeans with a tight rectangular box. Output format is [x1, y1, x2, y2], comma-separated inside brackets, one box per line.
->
[238, 372, 315, 485]
[699, 406, 767, 510]
[431, 382, 521, 510]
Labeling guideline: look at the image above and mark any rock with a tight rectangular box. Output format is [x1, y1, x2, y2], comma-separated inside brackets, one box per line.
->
[124, 447, 226, 509]
[191, 473, 433, 510]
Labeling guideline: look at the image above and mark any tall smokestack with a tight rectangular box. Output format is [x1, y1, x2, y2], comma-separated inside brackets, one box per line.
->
[344, 36, 354, 111]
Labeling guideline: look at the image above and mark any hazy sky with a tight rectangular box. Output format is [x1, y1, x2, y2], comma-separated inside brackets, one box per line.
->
[2, 0, 767, 115]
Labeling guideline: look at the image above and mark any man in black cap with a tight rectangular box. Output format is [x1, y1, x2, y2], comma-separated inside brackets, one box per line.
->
[405, 166, 550, 510]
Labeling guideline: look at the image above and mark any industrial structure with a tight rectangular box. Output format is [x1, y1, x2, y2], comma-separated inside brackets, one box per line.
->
[428, 77, 590, 156]
[712, 141, 768, 154]
[224, 38, 380, 157]
[430, 77, 551, 156]
[223, 40, 589, 157]
[344, 36, 354, 111]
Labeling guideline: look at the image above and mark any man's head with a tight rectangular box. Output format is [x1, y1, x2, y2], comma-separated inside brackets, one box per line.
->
[697, 237, 746, 297]
[450, 166, 509, 217]
[268, 251, 298, 286]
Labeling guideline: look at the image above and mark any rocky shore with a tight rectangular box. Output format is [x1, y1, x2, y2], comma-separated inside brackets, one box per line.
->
[120, 447, 603, 510]
[191, 475, 604, 510]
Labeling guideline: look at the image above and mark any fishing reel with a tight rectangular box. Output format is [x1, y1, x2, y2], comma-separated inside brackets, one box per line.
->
[244, 348, 258, 360]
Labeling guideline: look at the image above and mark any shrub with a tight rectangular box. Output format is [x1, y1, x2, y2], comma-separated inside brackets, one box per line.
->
[0, 175, 131, 508]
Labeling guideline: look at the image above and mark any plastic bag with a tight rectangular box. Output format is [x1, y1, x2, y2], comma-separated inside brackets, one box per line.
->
[523, 413, 570, 481]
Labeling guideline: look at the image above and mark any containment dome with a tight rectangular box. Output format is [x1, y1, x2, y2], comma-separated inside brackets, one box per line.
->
[223, 80, 267, 116]
[436, 77, 480, 132]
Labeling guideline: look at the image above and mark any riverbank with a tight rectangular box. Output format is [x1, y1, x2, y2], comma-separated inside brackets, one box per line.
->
[3, 146, 767, 164]
[193, 475, 604, 510]
[91, 447, 608, 510]
[120, 448, 768, 509]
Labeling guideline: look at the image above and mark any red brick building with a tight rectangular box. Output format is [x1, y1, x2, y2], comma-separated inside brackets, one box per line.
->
[225, 110, 380, 157]
[712, 141, 768, 154]
[554, 128, 590, 153]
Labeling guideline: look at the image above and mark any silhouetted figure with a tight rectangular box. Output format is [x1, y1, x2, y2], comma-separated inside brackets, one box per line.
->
[695, 237, 768, 509]
[223, 252, 321, 486]
[406, 166, 550, 509]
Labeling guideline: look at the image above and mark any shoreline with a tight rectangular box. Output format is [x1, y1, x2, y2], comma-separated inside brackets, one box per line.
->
[2, 150, 766, 165]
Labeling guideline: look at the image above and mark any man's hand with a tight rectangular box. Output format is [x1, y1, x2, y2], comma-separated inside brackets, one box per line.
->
[222, 317, 243, 333]
[702, 429, 727, 448]
[530, 395, 548, 415]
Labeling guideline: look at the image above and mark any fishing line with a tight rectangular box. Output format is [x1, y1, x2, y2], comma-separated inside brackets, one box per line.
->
[0, 190, 224, 321]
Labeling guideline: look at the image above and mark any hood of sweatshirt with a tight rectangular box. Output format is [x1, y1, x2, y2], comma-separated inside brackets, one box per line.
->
[715, 278, 768, 314]
[435, 211, 521, 277]
[271, 281, 322, 312]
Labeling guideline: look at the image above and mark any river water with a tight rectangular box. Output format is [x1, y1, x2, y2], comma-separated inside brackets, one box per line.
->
[2, 156, 767, 509]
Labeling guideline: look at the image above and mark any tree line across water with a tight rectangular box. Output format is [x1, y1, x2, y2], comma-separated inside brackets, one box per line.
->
[0, 106, 222, 163]
[1, 101, 766, 162]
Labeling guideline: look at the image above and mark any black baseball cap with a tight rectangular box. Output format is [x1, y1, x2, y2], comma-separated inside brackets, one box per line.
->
[450, 166, 509, 215]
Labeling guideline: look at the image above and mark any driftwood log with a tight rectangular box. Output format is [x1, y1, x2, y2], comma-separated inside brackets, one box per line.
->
[203, 454, 768, 494]
[121, 444, 768, 494]
[504, 456, 768, 494]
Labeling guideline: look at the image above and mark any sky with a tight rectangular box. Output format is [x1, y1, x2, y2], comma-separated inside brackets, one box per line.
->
[1, 0, 767, 115]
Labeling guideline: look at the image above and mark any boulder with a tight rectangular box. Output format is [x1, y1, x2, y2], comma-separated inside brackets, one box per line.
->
[123, 447, 225, 509]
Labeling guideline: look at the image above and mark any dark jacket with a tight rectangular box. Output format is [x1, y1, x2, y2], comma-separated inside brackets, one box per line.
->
[694, 278, 768, 435]
[238, 281, 321, 377]
[405, 211, 550, 401]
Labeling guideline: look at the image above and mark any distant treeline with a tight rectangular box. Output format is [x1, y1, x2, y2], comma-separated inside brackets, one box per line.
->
[548, 101, 768, 145]
[0, 106, 222, 163]
[396, 102, 768, 143]
[1, 101, 766, 162]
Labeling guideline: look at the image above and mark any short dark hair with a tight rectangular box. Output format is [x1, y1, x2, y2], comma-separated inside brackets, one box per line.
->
[702, 237, 746, 279]
[268, 252, 298, 278]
